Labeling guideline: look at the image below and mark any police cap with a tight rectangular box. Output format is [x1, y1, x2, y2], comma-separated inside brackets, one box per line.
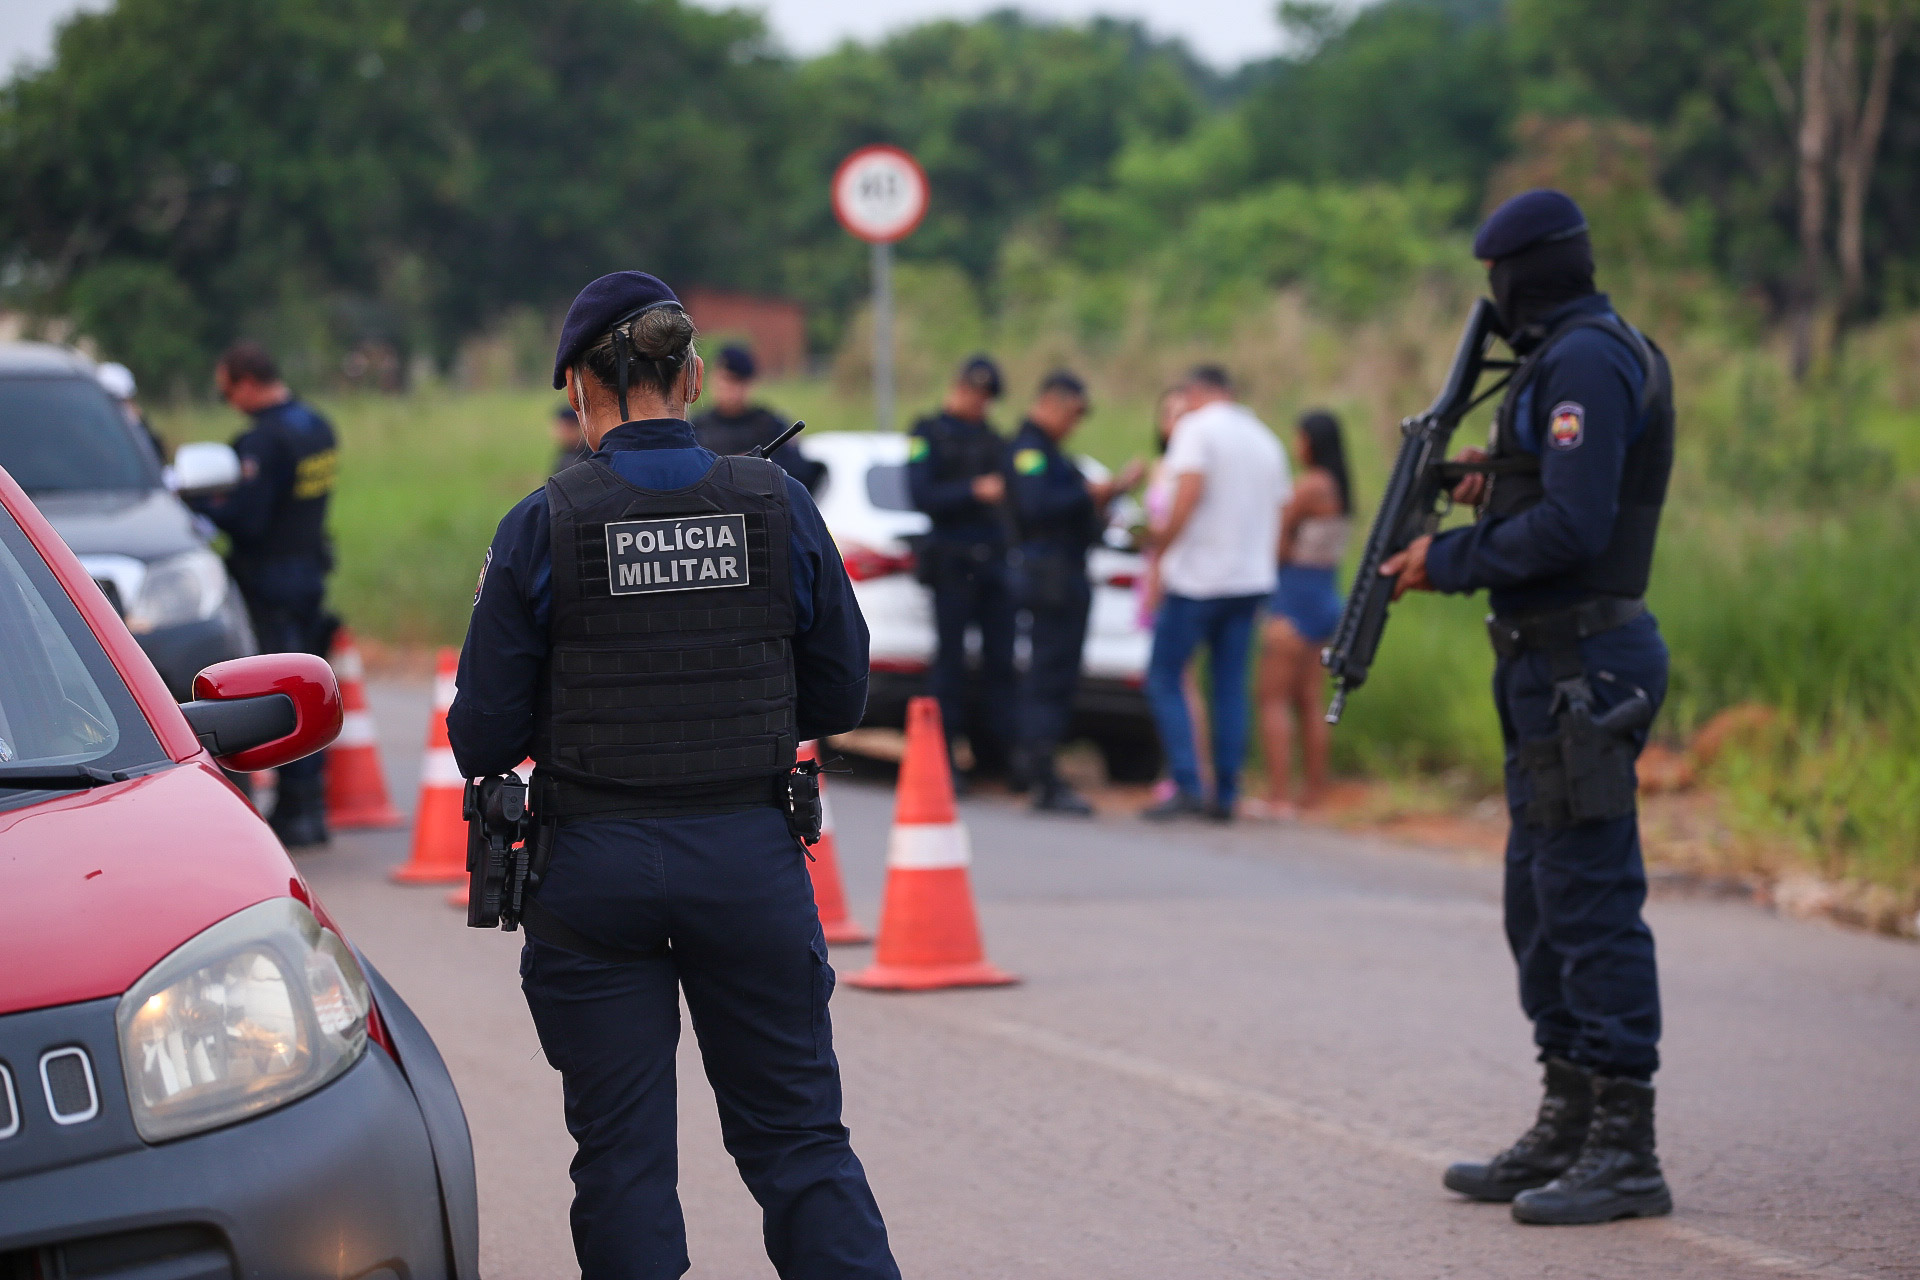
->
[718, 344, 757, 379]
[1038, 370, 1087, 400]
[957, 355, 1003, 399]
[551, 271, 683, 390]
[1472, 190, 1589, 263]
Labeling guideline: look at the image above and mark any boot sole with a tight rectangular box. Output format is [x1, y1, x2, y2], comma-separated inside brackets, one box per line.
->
[1443, 1167, 1559, 1203]
[1512, 1189, 1674, 1225]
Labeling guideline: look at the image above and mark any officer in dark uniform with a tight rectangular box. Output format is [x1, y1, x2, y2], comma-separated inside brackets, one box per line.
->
[549, 404, 590, 475]
[1381, 190, 1675, 1226]
[693, 344, 825, 492]
[197, 342, 338, 848]
[1007, 371, 1141, 813]
[446, 272, 898, 1280]
[907, 355, 1015, 782]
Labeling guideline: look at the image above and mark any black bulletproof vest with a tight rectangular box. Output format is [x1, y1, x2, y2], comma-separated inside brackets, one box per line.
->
[1486, 312, 1675, 600]
[534, 454, 798, 797]
[693, 406, 783, 457]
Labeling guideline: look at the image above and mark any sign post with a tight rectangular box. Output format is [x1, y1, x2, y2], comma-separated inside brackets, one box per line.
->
[832, 145, 929, 432]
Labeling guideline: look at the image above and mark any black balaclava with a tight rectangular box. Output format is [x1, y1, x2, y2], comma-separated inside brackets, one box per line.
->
[1489, 231, 1597, 350]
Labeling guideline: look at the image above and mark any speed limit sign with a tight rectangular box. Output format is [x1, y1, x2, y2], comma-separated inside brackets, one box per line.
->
[832, 145, 929, 244]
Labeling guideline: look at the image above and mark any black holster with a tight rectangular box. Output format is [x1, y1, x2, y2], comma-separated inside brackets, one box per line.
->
[1491, 601, 1653, 829]
[783, 758, 824, 846]
[465, 772, 532, 931]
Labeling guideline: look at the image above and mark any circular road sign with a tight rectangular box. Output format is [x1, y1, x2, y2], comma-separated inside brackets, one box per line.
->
[832, 145, 929, 244]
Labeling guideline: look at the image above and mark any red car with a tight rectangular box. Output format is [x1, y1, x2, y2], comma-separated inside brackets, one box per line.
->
[0, 463, 478, 1276]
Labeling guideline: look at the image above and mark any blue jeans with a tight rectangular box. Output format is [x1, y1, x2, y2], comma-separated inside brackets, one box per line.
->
[1146, 592, 1264, 808]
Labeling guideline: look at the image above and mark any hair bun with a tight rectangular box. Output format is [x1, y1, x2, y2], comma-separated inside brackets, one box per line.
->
[629, 306, 695, 362]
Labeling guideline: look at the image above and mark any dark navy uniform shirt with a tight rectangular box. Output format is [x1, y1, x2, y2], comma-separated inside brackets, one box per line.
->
[196, 397, 337, 603]
[1007, 420, 1096, 556]
[1425, 294, 1649, 615]
[448, 418, 870, 779]
[906, 411, 1009, 544]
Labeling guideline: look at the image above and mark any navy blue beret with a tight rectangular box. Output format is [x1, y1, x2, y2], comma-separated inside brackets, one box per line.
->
[718, 344, 756, 379]
[1473, 190, 1588, 262]
[551, 270, 682, 389]
[958, 354, 1003, 399]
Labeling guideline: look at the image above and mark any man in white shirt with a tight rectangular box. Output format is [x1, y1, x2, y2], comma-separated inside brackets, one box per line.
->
[1143, 366, 1290, 821]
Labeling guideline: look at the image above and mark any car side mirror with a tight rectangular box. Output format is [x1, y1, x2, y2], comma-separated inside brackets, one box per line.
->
[169, 442, 242, 496]
[180, 653, 343, 772]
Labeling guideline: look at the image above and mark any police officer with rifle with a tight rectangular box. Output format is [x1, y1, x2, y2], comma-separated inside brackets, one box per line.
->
[448, 271, 899, 1279]
[1325, 191, 1674, 1226]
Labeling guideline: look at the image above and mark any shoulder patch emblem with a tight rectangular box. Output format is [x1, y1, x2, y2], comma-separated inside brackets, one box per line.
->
[1014, 447, 1046, 476]
[908, 435, 930, 462]
[473, 546, 492, 606]
[1547, 402, 1585, 451]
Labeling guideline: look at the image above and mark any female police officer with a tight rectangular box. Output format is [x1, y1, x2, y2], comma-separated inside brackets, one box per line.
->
[447, 271, 900, 1279]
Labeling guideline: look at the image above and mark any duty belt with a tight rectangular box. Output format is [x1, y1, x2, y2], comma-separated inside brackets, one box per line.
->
[1486, 596, 1646, 667]
[537, 772, 784, 821]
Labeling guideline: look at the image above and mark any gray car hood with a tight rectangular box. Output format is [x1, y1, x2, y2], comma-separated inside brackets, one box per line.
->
[30, 487, 204, 562]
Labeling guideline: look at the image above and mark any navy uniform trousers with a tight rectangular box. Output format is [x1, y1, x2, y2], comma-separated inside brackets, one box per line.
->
[1495, 612, 1668, 1080]
[520, 805, 899, 1280]
[927, 546, 1017, 770]
[1016, 558, 1092, 781]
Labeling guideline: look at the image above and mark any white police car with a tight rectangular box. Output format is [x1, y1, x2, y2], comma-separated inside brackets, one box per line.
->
[802, 430, 1160, 781]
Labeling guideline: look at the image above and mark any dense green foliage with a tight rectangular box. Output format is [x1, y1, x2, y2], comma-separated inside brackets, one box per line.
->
[7, 0, 1920, 387]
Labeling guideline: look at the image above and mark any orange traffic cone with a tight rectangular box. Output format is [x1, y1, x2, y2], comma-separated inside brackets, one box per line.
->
[325, 627, 404, 829]
[801, 741, 871, 945]
[847, 698, 1016, 991]
[391, 648, 468, 884]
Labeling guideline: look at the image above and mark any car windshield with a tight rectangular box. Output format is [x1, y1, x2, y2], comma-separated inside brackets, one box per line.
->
[0, 503, 162, 784]
[0, 376, 159, 493]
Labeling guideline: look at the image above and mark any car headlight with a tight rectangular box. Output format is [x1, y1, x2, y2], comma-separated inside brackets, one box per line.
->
[115, 898, 371, 1143]
[128, 548, 228, 632]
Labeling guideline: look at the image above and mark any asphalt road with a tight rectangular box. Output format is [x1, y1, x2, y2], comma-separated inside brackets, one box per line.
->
[298, 680, 1920, 1280]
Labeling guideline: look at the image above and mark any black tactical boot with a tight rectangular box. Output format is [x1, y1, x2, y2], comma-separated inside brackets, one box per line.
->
[1512, 1075, 1673, 1225]
[1444, 1058, 1593, 1202]
[270, 776, 332, 850]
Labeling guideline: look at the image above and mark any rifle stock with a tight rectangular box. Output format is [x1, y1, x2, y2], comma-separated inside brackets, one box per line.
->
[1322, 298, 1503, 723]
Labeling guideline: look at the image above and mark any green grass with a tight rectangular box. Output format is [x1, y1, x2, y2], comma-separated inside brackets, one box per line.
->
[152, 297, 1920, 900]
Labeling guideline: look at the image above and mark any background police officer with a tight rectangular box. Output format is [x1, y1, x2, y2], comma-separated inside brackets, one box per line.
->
[1382, 190, 1675, 1226]
[1007, 371, 1141, 813]
[196, 341, 338, 848]
[446, 272, 899, 1280]
[549, 403, 589, 475]
[907, 355, 1015, 784]
[693, 343, 825, 492]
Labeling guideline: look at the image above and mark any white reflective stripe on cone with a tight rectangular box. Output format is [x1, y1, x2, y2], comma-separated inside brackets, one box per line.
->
[330, 648, 364, 682]
[433, 672, 457, 710]
[335, 710, 377, 747]
[820, 786, 837, 835]
[422, 748, 465, 788]
[886, 823, 970, 870]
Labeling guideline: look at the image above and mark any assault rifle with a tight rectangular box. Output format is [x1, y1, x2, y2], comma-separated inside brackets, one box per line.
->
[1322, 298, 1514, 723]
[751, 419, 806, 459]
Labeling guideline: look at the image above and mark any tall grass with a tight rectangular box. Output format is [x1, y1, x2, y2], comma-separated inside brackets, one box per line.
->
[151, 290, 1918, 896]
